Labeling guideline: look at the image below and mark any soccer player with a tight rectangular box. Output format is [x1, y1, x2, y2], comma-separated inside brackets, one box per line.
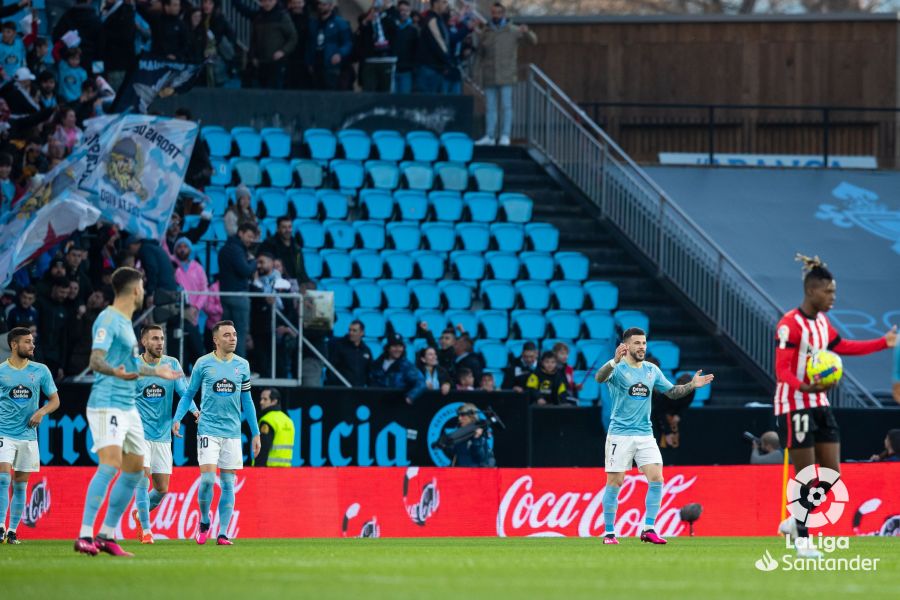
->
[131, 324, 198, 544]
[775, 255, 896, 557]
[74, 267, 181, 557]
[0, 328, 60, 545]
[172, 320, 261, 546]
[594, 327, 713, 545]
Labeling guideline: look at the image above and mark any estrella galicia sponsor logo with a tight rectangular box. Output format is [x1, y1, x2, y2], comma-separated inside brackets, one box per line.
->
[628, 383, 650, 398]
[213, 378, 236, 395]
[10, 384, 33, 402]
[427, 402, 464, 466]
[142, 383, 165, 400]
[23, 478, 50, 528]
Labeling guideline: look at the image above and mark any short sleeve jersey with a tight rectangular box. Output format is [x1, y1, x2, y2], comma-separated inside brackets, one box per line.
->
[190, 353, 252, 439]
[606, 361, 673, 436]
[0, 360, 57, 441]
[135, 355, 188, 442]
[88, 307, 140, 410]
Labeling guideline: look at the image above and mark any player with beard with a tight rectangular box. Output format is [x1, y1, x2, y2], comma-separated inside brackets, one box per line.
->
[0, 328, 60, 544]
[594, 327, 714, 545]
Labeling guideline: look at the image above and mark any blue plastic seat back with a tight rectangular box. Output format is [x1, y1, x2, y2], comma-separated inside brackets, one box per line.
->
[202, 126, 232, 157]
[446, 310, 478, 335]
[382, 250, 415, 279]
[201, 219, 229, 243]
[411, 251, 446, 280]
[258, 217, 278, 238]
[318, 190, 349, 220]
[352, 279, 383, 309]
[406, 130, 440, 162]
[550, 281, 585, 311]
[261, 159, 293, 188]
[353, 308, 386, 337]
[385, 308, 417, 337]
[435, 161, 469, 192]
[477, 309, 509, 339]
[304, 129, 337, 161]
[515, 281, 550, 310]
[333, 310, 353, 337]
[475, 339, 509, 370]
[338, 129, 372, 161]
[257, 188, 288, 218]
[229, 157, 262, 186]
[325, 220, 356, 250]
[373, 130, 406, 161]
[547, 310, 583, 339]
[415, 309, 447, 335]
[206, 186, 229, 216]
[351, 249, 384, 279]
[577, 339, 615, 371]
[321, 249, 352, 278]
[303, 250, 323, 279]
[440, 281, 473, 309]
[578, 372, 600, 404]
[360, 188, 395, 220]
[543, 340, 578, 368]
[320, 278, 354, 309]
[395, 190, 429, 221]
[464, 192, 499, 223]
[232, 128, 262, 158]
[512, 310, 547, 339]
[353, 221, 386, 250]
[456, 223, 490, 252]
[500, 193, 533, 223]
[469, 162, 504, 193]
[520, 252, 555, 281]
[485, 251, 521, 281]
[422, 222, 457, 252]
[365, 160, 401, 191]
[584, 281, 619, 311]
[429, 191, 463, 222]
[262, 128, 291, 159]
[450, 251, 486, 281]
[409, 280, 441, 309]
[525, 223, 559, 252]
[210, 158, 232, 186]
[555, 251, 590, 282]
[380, 280, 411, 309]
[480, 280, 516, 310]
[291, 159, 324, 189]
[440, 132, 474, 163]
[288, 190, 319, 220]
[387, 221, 422, 251]
[647, 341, 681, 372]
[614, 310, 650, 336]
[331, 159, 365, 191]
[491, 223, 525, 252]
[400, 161, 435, 191]
[582, 311, 616, 341]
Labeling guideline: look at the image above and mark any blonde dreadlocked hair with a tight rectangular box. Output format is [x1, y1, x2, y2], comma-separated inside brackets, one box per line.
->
[795, 253, 833, 287]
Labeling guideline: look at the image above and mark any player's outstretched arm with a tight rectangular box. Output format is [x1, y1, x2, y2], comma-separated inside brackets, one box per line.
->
[595, 344, 627, 383]
[90, 349, 138, 380]
[830, 325, 897, 356]
[665, 370, 714, 399]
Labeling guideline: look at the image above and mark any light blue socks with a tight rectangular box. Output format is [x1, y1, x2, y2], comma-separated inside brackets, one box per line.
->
[198, 472, 216, 525]
[100, 470, 145, 536]
[135, 477, 151, 532]
[218, 473, 235, 538]
[645, 481, 663, 529]
[602, 484, 620, 535]
[9, 482, 26, 531]
[149, 489, 166, 511]
[80, 464, 117, 537]
[0, 472, 10, 529]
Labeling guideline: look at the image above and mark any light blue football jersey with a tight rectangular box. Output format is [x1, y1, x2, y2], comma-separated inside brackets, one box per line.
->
[135, 355, 192, 443]
[606, 361, 673, 436]
[182, 353, 252, 439]
[0, 360, 57, 441]
[88, 307, 140, 410]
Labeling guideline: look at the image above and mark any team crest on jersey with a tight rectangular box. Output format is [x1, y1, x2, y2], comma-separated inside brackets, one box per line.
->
[94, 328, 107, 344]
[9, 384, 33, 401]
[143, 383, 165, 400]
[777, 324, 791, 349]
[629, 383, 650, 398]
[214, 378, 236, 395]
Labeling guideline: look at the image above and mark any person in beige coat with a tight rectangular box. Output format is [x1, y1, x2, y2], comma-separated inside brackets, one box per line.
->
[474, 2, 536, 146]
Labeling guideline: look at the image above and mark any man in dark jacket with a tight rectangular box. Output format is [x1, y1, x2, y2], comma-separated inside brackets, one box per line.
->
[36, 279, 71, 380]
[100, 0, 137, 90]
[327, 319, 371, 386]
[356, 1, 397, 92]
[502, 341, 537, 391]
[452, 334, 483, 388]
[306, 0, 352, 91]
[53, 0, 105, 68]
[218, 222, 258, 357]
[136, 238, 178, 303]
[139, 0, 192, 60]
[414, 0, 450, 93]
[524, 351, 574, 406]
[285, 0, 309, 89]
[390, 0, 417, 93]
[249, 0, 297, 89]
[369, 335, 425, 404]
[259, 216, 308, 283]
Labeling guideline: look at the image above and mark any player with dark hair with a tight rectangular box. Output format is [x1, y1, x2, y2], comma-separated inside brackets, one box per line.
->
[0, 328, 60, 544]
[595, 327, 713, 545]
[775, 254, 896, 557]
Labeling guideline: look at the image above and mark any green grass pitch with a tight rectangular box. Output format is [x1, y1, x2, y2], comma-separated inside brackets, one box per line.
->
[2, 537, 897, 599]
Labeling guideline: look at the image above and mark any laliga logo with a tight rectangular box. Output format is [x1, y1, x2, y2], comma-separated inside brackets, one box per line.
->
[22, 478, 50, 528]
[402, 467, 440, 526]
[786, 465, 848, 528]
[342, 503, 380, 538]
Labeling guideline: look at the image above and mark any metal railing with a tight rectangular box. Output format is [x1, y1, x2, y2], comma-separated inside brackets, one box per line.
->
[512, 64, 878, 408]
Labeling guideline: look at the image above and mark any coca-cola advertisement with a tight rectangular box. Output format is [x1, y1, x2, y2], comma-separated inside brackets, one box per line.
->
[15, 464, 900, 539]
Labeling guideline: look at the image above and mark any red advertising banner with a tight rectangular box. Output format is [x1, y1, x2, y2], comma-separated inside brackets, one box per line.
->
[14, 464, 900, 540]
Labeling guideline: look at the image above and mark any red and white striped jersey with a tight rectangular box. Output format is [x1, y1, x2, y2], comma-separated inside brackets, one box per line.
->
[773, 308, 887, 415]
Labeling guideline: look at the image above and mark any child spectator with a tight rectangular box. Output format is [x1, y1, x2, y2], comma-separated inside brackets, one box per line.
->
[35, 71, 57, 109]
[456, 367, 475, 391]
[50, 107, 83, 152]
[58, 47, 87, 103]
[0, 21, 25, 82]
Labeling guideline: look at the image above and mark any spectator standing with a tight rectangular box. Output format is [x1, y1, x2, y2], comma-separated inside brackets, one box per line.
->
[53, 0, 105, 68]
[136, 237, 178, 308]
[525, 351, 573, 405]
[418, 346, 450, 395]
[250, 251, 286, 377]
[306, 0, 352, 91]
[369, 334, 425, 404]
[141, 0, 192, 61]
[390, 0, 417, 93]
[5, 286, 38, 328]
[453, 334, 483, 387]
[36, 279, 70, 380]
[356, 0, 398, 93]
[750, 431, 785, 465]
[223, 184, 257, 237]
[443, 7, 474, 94]
[100, 0, 138, 91]
[164, 208, 211, 258]
[64, 242, 93, 304]
[414, 0, 450, 94]
[259, 216, 308, 283]
[35, 258, 67, 301]
[66, 289, 109, 375]
[57, 48, 88, 104]
[326, 319, 372, 386]
[185, 6, 210, 62]
[474, 2, 536, 146]
[284, 0, 309, 89]
[172, 236, 208, 367]
[218, 221, 258, 357]
[248, 0, 297, 89]
[35, 71, 56, 109]
[1, 67, 40, 115]
[502, 341, 536, 391]
[174, 107, 214, 189]
[29, 40, 56, 81]
[200, 0, 238, 86]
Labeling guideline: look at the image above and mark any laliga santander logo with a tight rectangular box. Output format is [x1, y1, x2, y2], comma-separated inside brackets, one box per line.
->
[402, 467, 440, 526]
[786, 465, 848, 528]
[342, 503, 380, 538]
[497, 474, 696, 537]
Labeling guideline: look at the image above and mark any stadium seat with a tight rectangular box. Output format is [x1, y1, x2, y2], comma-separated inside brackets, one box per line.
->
[411, 250, 445, 279]
[353, 221, 386, 250]
[259, 217, 278, 238]
[365, 160, 401, 191]
[450, 250, 486, 282]
[480, 280, 516, 310]
[491, 223, 525, 252]
[409, 279, 441, 309]
[439, 281, 473, 309]
[231, 127, 262, 158]
[578, 372, 600, 405]
[456, 223, 490, 252]
[550, 280, 586, 311]
[229, 157, 262, 186]
[577, 339, 614, 371]
[295, 220, 325, 249]
[210, 158, 232, 186]
[200, 219, 228, 242]
[291, 159, 324, 189]
[477, 309, 509, 339]
[384, 308, 417, 337]
[321, 278, 354, 309]
[415, 309, 446, 335]
[333, 310, 353, 337]
[382, 250, 415, 279]
[372, 130, 406, 161]
[422, 222, 457, 252]
[429, 191, 464, 222]
[394, 190, 429, 221]
[303, 250, 323, 279]
[288, 190, 319, 220]
[555, 252, 590, 282]
[582, 311, 616, 341]
[511, 310, 547, 339]
[337, 129, 372, 161]
[525, 223, 559, 252]
[547, 310, 583, 339]
[584, 281, 619, 311]
[500, 193, 533, 223]
[202, 126, 232, 157]
[257, 188, 288, 218]
[206, 186, 229, 216]
[681, 371, 711, 407]
[520, 252, 555, 281]
[360, 188, 395, 220]
[321, 249, 352, 278]
[387, 221, 422, 251]
[476, 339, 509, 370]
[366, 337, 386, 358]
[446, 310, 478, 335]
[353, 309, 386, 337]
[614, 310, 650, 335]
[469, 162, 504, 192]
[325, 220, 356, 249]
[400, 161, 435, 191]
[351, 249, 384, 279]
[380, 279, 411, 309]
[330, 159, 365, 193]
[440, 132, 474, 163]
[464, 191, 499, 223]
[648, 341, 681, 372]
[261, 127, 291, 159]
[304, 128, 337, 161]
[182, 214, 201, 232]
[406, 130, 440, 162]
[506, 339, 536, 359]
[351, 279, 383, 309]
[318, 190, 349, 220]
[515, 281, 550, 310]
[485, 251, 521, 281]
[435, 161, 469, 191]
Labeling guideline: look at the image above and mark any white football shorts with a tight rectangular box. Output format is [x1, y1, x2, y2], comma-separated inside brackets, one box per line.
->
[604, 434, 662, 472]
[87, 407, 145, 455]
[141, 439, 174, 474]
[0, 437, 40, 472]
[197, 435, 243, 470]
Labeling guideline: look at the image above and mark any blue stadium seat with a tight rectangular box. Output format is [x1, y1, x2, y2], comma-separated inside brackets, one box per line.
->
[477, 309, 509, 339]
[360, 189, 395, 220]
[491, 223, 525, 252]
[372, 130, 406, 161]
[320, 278, 354, 309]
[411, 250, 445, 279]
[257, 188, 288, 218]
[288, 190, 319, 220]
[353, 308, 386, 337]
[506, 339, 536, 359]
[333, 310, 353, 337]
[445, 310, 478, 335]
[547, 310, 583, 339]
[422, 222, 456, 252]
[512, 310, 547, 339]
[577, 340, 614, 371]
[584, 281, 619, 311]
[400, 161, 435, 191]
[351, 279, 383, 309]
[304, 128, 337, 161]
[353, 221, 386, 250]
[303, 250, 323, 279]
[337, 129, 372, 161]
[429, 191, 464, 222]
[330, 159, 365, 193]
[415, 309, 446, 335]
[476, 339, 509, 370]
[231, 127, 262, 158]
[291, 159, 324, 189]
[550, 280, 585, 311]
[261, 127, 291, 159]
[500, 193, 533, 223]
[183, 215, 201, 232]
[435, 161, 469, 192]
[385, 308, 417, 337]
[614, 310, 650, 335]
[469, 163, 504, 192]
[409, 279, 441, 309]
[677, 370, 711, 407]
[380, 279, 411, 309]
[648, 341, 680, 372]
[295, 220, 325, 248]
[582, 311, 616, 341]
[480, 280, 516, 310]
[439, 281, 473, 309]
[365, 160, 401, 191]
[202, 126, 232, 157]
[406, 130, 440, 162]
[321, 249, 352, 278]
[525, 223, 559, 252]
[318, 191, 349, 220]
[394, 190, 429, 221]
[515, 281, 550, 310]
[555, 252, 590, 282]
[450, 250, 486, 282]
[456, 223, 490, 252]
[578, 371, 600, 405]
[520, 252, 555, 281]
[382, 250, 415, 279]
[366, 337, 386, 358]
[485, 251, 521, 281]
[325, 220, 356, 249]
[440, 132, 474, 163]
[206, 186, 229, 216]
[210, 158, 232, 186]
[201, 219, 228, 242]
[463, 191, 499, 223]
[387, 221, 422, 251]
[351, 249, 384, 279]
[229, 157, 262, 186]
[259, 217, 278, 238]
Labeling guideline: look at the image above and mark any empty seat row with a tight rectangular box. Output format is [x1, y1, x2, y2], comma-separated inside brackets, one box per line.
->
[202, 126, 291, 159]
[359, 190, 530, 223]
